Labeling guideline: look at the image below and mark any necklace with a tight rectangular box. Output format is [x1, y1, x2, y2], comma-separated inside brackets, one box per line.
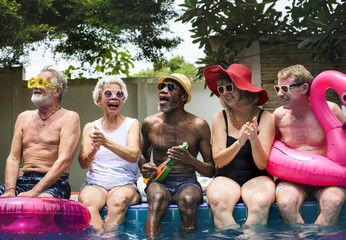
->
[229, 107, 257, 130]
[38, 106, 61, 126]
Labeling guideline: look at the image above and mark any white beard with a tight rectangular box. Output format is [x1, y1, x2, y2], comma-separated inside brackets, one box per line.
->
[31, 94, 53, 108]
[158, 100, 179, 113]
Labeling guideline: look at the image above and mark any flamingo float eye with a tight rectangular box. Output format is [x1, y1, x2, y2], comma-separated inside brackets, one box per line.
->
[343, 93, 346, 103]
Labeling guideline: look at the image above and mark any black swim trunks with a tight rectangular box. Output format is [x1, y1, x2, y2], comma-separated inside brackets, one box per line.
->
[145, 173, 203, 203]
[0, 171, 71, 199]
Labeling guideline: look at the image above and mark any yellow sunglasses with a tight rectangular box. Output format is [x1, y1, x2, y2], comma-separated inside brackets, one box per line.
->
[27, 77, 59, 89]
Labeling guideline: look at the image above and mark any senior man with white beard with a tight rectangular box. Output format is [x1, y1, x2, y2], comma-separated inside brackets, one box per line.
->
[0, 66, 80, 199]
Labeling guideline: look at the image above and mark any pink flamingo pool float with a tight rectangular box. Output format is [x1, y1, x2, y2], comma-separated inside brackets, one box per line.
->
[267, 70, 346, 187]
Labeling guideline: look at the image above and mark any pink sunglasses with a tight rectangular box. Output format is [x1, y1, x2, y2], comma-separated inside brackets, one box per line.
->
[102, 89, 125, 100]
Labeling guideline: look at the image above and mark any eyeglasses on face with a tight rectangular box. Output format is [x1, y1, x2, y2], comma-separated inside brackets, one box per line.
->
[158, 83, 176, 91]
[102, 89, 125, 100]
[274, 83, 304, 93]
[27, 77, 59, 89]
[217, 83, 234, 95]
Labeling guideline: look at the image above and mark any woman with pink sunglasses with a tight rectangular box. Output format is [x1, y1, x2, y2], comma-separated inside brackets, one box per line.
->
[78, 75, 141, 233]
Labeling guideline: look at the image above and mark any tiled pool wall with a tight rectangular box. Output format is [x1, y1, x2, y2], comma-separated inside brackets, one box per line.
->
[100, 202, 346, 225]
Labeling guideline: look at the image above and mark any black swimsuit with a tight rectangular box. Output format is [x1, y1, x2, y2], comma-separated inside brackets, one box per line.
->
[214, 109, 272, 186]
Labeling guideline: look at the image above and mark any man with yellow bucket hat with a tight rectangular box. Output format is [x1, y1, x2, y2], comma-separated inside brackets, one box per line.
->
[139, 73, 215, 238]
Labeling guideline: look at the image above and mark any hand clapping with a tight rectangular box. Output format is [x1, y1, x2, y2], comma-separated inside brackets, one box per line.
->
[238, 117, 259, 145]
[90, 125, 104, 151]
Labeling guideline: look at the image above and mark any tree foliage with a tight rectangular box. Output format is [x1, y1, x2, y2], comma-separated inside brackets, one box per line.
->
[0, 0, 181, 77]
[132, 56, 197, 78]
[178, 0, 345, 77]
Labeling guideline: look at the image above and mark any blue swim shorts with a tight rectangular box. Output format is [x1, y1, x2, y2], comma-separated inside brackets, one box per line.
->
[0, 171, 71, 199]
[145, 174, 203, 203]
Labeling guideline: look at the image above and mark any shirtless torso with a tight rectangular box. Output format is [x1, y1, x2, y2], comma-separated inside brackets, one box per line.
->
[20, 108, 79, 174]
[2, 105, 79, 197]
[274, 101, 344, 156]
[142, 111, 213, 175]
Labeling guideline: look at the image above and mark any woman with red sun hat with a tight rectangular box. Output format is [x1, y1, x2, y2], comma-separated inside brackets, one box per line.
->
[204, 64, 275, 228]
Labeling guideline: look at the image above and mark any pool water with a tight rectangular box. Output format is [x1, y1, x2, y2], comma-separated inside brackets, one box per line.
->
[1, 203, 345, 240]
[1, 220, 345, 240]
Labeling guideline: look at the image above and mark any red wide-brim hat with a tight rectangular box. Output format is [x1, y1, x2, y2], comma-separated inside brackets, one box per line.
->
[203, 64, 269, 106]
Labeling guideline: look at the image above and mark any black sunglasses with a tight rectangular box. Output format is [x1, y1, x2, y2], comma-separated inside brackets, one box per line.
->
[158, 83, 176, 91]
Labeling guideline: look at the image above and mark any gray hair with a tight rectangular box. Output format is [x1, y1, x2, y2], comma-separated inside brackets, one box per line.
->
[41, 65, 68, 103]
[92, 75, 128, 106]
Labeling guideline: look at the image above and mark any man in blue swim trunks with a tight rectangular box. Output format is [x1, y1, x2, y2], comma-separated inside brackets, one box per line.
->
[140, 73, 215, 238]
[273, 65, 346, 225]
[0, 66, 80, 199]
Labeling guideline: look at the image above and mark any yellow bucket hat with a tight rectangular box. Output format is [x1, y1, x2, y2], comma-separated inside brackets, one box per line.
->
[158, 73, 192, 103]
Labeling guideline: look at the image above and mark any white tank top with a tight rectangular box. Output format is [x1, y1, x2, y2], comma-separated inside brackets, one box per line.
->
[85, 117, 138, 189]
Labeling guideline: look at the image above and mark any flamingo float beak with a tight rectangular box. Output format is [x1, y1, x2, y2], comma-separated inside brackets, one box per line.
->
[343, 121, 346, 130]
